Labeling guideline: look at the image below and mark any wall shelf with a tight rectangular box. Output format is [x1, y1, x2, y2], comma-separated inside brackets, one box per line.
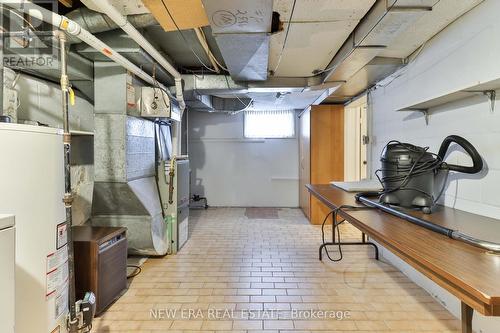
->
[396, 77, 500, 124]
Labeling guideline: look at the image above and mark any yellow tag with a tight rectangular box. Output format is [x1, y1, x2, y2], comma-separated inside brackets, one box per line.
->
[60, 19, 69, 30]
[69, 87, 75, 106]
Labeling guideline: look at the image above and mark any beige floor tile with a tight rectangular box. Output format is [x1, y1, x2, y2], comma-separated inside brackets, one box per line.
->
[96, 208, 461, 333]
[263, 319, 294, 329]
[200, 320, 233, 330]
[232, 319, 263, 330]
[170, 320, 203, 330]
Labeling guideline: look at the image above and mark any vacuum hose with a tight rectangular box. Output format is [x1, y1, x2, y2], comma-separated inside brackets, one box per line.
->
[356, 194, 500, 253]
[438, 135, 483, 173]
[353, 135, 496, 252]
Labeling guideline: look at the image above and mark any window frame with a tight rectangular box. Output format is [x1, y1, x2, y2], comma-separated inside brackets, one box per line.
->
[243, 110, 297, 139]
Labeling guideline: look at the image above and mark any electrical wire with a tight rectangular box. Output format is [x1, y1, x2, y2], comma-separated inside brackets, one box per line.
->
[371, 140, 450, 205]
[272, 0, 297, 74]
[127, 265, 142, 279]
[159, 0, 218, 73]
[227, 99, 254, 115]
[150, 63, 178, 117]
[197, 27, 229, 72]
[321, 209, 344, 262]
[320, 205, 374, 262]
[223, 75, 253, 114]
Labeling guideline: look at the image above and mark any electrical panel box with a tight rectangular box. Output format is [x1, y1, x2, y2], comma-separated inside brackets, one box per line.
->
[139, 87, 181, 121]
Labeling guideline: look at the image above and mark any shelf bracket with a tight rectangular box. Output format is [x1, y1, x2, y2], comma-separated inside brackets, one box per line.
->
[463, 89, 496, 113]
[401, 108, 429, 125]
[422, 109, 429, 125]
[484, 90, 496, 113]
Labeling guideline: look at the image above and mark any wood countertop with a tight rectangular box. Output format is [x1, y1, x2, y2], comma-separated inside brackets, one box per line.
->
[307, 184, 500, 316]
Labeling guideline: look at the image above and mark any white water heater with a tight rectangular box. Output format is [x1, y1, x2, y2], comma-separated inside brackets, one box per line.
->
[0, 123, 69, 333]
[0, 214, 15, 333]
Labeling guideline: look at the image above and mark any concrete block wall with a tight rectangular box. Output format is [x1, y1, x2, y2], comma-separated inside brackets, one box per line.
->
[368, 1, 500, 331]
[188, 110, 300, 207]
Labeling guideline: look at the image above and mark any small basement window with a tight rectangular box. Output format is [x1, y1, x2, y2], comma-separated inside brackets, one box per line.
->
[244, 110, 295, 139]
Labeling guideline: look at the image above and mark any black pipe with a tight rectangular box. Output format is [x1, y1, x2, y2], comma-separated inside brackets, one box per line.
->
[356, 195, 500, 253]
[357, 196, 455, 237]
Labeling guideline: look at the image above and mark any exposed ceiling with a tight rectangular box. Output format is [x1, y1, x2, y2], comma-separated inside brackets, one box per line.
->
[55, 0, 485, 109]
[269, 0, 376, 77]
[143, 25, 225, 70]
[323, 0, 483, 103]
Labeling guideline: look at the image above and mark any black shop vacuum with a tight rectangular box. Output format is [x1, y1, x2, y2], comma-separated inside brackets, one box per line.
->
[376, 135, 483, 213]
[355, 135, 500, 252]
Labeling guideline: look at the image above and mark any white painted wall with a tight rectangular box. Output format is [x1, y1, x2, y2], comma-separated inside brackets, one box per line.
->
[368, 1, 500, 331]
[188, 110, 299, 207]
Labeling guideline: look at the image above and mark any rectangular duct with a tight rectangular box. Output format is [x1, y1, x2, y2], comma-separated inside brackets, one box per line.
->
[202, 0, 273, 81]
[91, 62, 168, 255]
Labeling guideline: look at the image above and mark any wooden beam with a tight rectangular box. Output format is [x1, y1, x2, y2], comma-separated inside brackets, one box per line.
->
[58, 0, 73, 8]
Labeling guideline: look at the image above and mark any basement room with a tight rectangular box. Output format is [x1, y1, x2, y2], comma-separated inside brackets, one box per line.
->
[1, 0, 500, 332]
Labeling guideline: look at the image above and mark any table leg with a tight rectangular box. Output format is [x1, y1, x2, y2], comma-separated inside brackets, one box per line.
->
[461, 302, 473, 333]
[332, 213, 336, 244]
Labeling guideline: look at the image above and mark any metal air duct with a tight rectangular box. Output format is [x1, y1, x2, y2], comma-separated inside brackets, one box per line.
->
[201, 0, 273, 81]
[91, 63, 168, 256]
[66, 7, 157, 35]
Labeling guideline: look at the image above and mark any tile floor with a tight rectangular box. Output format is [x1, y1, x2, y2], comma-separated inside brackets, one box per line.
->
[92, 208, 461, 332]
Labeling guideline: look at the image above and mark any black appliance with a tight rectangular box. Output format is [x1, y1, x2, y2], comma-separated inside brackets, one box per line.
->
[377, 135, 483, 213]
[355, 135, 500, 252]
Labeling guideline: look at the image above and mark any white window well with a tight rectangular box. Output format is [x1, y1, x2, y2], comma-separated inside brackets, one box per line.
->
[244, 110, 295, 139]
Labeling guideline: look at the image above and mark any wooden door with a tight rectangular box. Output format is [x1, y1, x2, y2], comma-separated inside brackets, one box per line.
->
[344, 95, 368, 181]
[310, 105, 344, 224]
[298, 109, 311, 218]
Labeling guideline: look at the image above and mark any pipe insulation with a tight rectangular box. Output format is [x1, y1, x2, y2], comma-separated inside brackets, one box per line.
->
[81, 0, 186, 111]
[0, 0, 179, 106]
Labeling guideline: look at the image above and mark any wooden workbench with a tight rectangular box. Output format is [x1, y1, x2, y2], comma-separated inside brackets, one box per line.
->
[307, 184, 500, 333]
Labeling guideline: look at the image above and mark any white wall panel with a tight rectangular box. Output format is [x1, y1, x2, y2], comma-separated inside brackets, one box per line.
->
[188, 111, 299, 207]
[369, 1, 500, 331]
